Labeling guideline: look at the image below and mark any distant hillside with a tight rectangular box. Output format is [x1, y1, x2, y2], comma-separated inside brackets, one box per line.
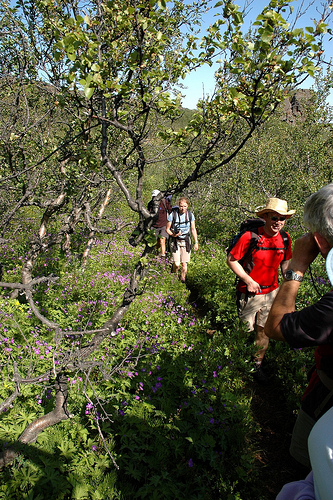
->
[175, 90, 314, 128]
[172, 107, 196, 129]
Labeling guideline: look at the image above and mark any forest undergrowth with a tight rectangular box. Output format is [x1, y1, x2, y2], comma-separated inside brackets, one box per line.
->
[0, 223, 328, 499]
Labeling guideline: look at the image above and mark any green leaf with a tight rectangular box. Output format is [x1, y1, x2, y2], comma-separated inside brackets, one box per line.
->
[234, 12, 243, 25]
[57, 440, 77, 459]
[67, 52, 76, 61]
[261, 28, 274, 43]
[84, 86, 94, 99]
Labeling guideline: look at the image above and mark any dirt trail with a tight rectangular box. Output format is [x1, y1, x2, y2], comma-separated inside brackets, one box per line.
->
[249, 378, 310, 499]
[187, 284, 309, 499]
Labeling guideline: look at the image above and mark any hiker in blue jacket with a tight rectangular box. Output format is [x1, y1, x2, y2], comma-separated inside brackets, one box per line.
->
[166, 197, 199, 283]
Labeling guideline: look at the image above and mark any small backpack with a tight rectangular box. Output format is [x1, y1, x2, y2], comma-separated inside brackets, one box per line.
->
[170, 207, 193, 233]
[168, 208, 193, 254]
[226, 218, 289, 275]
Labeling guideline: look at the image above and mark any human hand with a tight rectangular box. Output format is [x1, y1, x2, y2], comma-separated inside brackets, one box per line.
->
[246, 278, 261, 294]
[290, 233, 320, 274]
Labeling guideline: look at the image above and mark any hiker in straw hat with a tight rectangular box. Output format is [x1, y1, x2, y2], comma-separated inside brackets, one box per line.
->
[227, 197, 294, 383]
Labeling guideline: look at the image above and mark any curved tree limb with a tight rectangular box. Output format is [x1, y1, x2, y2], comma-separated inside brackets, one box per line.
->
[0, 375, 69, 468]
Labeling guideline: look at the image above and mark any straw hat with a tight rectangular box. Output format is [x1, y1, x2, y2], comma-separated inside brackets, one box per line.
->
[255, 198, 295, 218]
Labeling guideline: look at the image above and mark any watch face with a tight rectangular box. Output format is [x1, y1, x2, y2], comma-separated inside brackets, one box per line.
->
[285, 270, 302, 282]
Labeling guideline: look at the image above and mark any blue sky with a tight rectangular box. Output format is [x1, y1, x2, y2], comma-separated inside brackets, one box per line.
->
[180, 0, 333, 109]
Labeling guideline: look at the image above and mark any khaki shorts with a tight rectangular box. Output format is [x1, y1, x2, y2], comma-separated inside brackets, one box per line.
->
[172, 240, 191, 264]
[236, 288, 279, 331]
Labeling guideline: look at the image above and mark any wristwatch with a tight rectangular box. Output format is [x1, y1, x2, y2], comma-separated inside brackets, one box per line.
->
[284, 269, 303, 282]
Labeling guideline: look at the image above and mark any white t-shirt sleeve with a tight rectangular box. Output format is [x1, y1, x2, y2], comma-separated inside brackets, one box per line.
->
[308, 406, 333, 500]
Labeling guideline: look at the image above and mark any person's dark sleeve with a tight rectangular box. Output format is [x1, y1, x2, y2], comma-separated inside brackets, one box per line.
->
[166, 199, 172, 213]
[280, 291, 333, 348]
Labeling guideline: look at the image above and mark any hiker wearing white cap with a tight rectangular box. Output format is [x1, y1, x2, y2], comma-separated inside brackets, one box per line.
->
[148, 190, 172, 258]
[266, 184, 333, 469]
[227, 197, 294, 382]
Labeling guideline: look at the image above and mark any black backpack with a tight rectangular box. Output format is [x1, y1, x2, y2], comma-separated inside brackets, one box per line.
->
[227, 218, 289, 275]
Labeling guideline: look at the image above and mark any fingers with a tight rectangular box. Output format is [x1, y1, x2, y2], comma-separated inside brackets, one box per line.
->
[291, 233, 320, 273]
[247, 280, 261, 294]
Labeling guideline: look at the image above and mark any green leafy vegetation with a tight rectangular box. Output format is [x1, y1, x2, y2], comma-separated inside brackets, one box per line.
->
[0, 220, 326, 499]
[0, 234, 255, 499]
[0, 0, 333, 498]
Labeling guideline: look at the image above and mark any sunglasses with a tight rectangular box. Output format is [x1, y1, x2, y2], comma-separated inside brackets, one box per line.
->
[270, 216, 286, 222]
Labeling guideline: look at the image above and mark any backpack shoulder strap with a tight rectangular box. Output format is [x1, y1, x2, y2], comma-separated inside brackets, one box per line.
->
[172, 208, 192, 222]
[246, 228, 261, 253]
[187, 210, 193, 223]
[238, 228, 261, 274]
[279, 229, 289, 259]
[280, 230, 289, 247]
[171, 207, 179, 225]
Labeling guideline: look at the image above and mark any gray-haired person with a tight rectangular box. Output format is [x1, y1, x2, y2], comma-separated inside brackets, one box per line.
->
[265, 183, 333, 469]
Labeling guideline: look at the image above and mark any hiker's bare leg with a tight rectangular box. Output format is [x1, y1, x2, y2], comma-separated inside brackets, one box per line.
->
[172, 262, 180, 274]
[180, 262, 187, 282]
[254, 325, 269, 365]
[160, 237, 166, 256]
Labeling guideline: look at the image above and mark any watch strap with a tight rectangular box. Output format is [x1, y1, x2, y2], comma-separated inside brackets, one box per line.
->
[284, 270, 303, 282]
